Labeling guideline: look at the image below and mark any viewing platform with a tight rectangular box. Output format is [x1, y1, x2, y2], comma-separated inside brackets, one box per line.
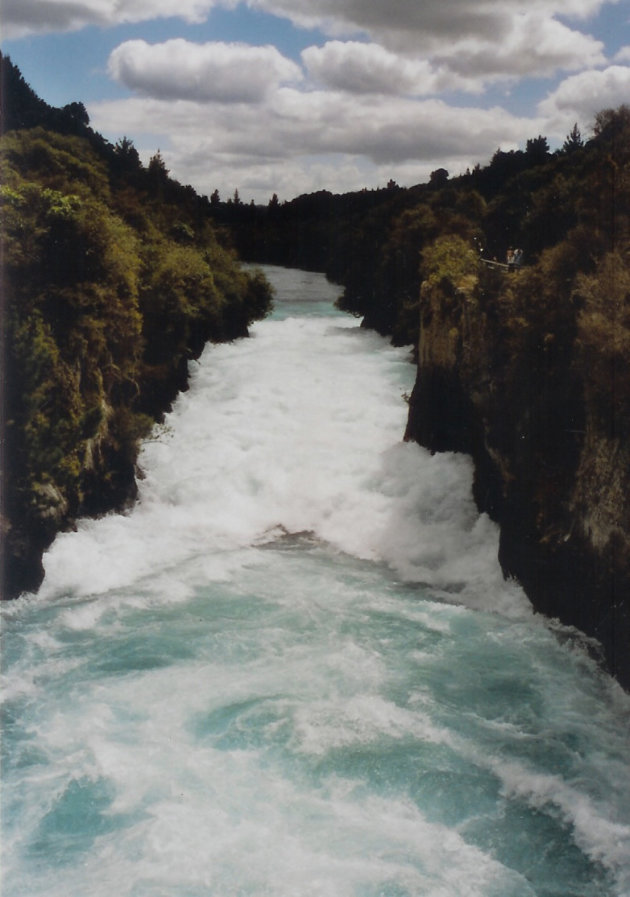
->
[479, 257, 522, 271]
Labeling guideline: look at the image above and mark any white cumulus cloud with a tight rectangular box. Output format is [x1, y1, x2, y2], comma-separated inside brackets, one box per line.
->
[88, 86, 539, 202]
[252, 0, 614, 60]
[302, 41, 464, 96]
[1, 0, 225, 39]
[539, 64, 630, 131]
[108, 39, 302, 103]
[436, 13, 605, 80]
[258, 1, 608, 88]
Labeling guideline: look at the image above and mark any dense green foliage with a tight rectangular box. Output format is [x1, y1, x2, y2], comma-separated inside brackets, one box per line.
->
[1, 55, 273, 597]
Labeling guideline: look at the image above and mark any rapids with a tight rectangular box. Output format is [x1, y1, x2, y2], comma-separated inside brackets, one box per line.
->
[2, 265, 629, 897]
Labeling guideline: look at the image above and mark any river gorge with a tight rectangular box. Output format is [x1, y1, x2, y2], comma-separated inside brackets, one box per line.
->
[2, 266, 629, 897]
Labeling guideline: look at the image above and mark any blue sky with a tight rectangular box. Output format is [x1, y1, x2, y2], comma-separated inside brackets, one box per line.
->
[3, 1, 629, 202]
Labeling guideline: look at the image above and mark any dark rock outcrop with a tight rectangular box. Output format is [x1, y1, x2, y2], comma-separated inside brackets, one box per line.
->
[404, 257, 630, 689]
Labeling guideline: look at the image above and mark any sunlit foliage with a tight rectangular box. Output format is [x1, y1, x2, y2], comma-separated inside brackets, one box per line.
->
[1, 61, 273, 596]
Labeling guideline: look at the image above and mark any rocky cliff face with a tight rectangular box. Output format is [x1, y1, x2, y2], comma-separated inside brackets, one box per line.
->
[2, 399, 140, 600]
[0, 121, 274, 603]
[404, 252, 630, 689]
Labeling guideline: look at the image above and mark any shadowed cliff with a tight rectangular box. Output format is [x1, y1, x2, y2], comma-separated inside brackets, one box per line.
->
[403, 230, 630, 687]
[0, 56, 273, 599]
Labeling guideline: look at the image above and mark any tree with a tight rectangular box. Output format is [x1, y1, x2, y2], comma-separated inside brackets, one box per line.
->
[593, 105, 630, 143]
[562, 123, 583, 153]
[114, 136, 141, 171]
[148, 150, 169, 180]
[62, 101, 89, 127]
[420, 233, 478, 289]
[210, 188, 220, 205]
[525, 135, 550, 163]
[430, 168, 449, 186]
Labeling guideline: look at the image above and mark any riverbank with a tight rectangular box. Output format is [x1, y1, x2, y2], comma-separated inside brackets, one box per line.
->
[403, 248, 630, 688]
[0, 88, 273, 600]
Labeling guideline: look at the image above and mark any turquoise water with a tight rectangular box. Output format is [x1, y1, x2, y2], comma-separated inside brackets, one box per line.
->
[2, 266, 630, 897]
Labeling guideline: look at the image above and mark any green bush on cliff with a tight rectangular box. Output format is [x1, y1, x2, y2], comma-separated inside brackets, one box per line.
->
[2, 175, 144, 516]
[421, 234, 479, 294]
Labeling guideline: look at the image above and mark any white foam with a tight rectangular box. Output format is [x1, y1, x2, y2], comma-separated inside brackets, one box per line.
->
[492, 757, 630, 887]
[8, 751, 534, 897]
[292, 692, 454, 756]
[36, 294, 529, 624]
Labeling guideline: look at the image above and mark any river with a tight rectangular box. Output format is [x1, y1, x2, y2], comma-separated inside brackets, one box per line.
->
[2, 265, 630, 897]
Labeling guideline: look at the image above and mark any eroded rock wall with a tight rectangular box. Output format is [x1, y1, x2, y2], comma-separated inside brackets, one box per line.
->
[405, 265, 630, 688]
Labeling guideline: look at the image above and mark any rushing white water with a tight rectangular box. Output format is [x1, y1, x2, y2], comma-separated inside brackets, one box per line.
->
[2, 265, 630, 897]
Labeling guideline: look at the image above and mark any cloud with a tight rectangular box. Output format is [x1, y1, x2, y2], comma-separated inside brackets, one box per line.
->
[108, 39, 301, 103]
[252, 0, 612, 57]
[91, 89, 530, 164]
[1, 0, 103, 38]
[299, 15, 603, 93]
[6, 0, 615, 42]
[256, 0, 506, 46]
[435, 13, 605, 80]
[301, 41, 467, 96]
[539, 64, 630, 130]
[3, 0, 617, 78]
[1, 0, 225, 39]
[101, 35, 534, 182]
[168, 150, 385, 202]
[272, 2, 607, 87]
[88, 85, 537, 201]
